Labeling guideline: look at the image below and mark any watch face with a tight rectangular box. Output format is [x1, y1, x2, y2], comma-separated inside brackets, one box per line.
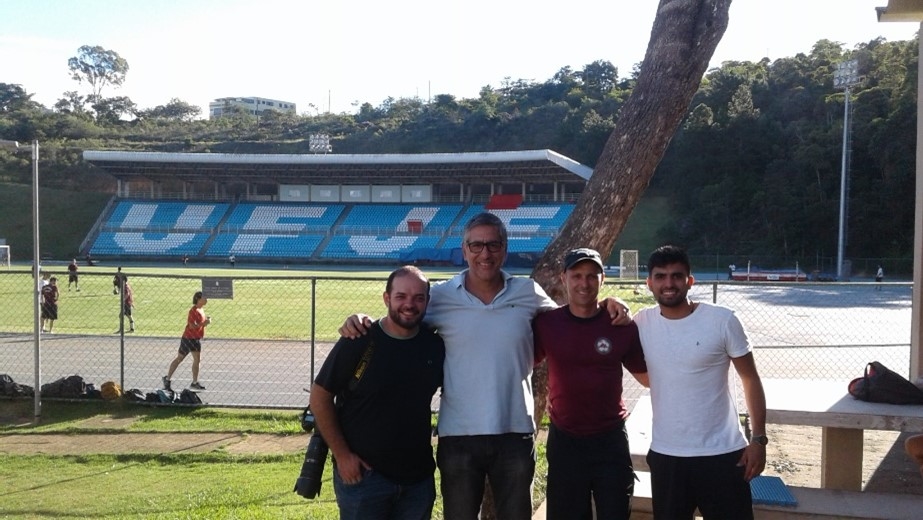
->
[753, 435, 768, 446]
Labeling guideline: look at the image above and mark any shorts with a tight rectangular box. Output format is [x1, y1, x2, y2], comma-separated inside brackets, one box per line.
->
[41, 303, 58, 320]
[122, 304, 133, 317]
[179, 337, 202, 355]
[69, 274, 78, 283]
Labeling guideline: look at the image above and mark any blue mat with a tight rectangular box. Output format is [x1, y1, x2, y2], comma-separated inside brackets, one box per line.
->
[750, 475, 798, 506]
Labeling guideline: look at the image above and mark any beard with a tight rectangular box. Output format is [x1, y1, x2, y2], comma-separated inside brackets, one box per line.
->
[655, 290, 688, 308]
[388, 305, 425, 330]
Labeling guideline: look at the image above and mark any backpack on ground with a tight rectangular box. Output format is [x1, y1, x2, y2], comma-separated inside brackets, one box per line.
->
[1, 374, 33, 398]
[100, 381, 122, 400]
[145, 391, 160, 403]
[156, 388, 176, 403]
[84, 383, 102, 400]
[41, 377, 65, 397]
[124, 388, 146, 401]
[61, 375, 87, 398]
[179, 388, 203, 405]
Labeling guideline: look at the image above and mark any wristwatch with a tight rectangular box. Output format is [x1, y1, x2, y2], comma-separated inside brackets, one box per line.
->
[751, 434, 769, 446]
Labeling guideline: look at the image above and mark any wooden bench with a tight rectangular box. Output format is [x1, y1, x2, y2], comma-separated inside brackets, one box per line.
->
[762, 378, 923, 491]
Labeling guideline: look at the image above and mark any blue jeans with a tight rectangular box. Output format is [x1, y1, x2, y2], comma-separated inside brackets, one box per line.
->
[333, 465, 436, 520]
[437, 433, 536, 520]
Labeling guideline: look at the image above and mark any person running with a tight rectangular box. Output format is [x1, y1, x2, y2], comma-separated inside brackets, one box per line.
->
[163, 291, 211, 391]
[67, 259, 80, 291]
[41, 276, 59, 333]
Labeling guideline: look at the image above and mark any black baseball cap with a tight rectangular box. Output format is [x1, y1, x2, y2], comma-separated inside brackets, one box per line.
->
[563, 248, 605, 271]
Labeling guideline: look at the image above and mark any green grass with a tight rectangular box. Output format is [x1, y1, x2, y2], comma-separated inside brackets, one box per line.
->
[610, 194, 672, 264]
[0, 182, 111, 260]
[1, 452, 338, 519]
[0, 400, 548, 519]
[0, 264, 656, 341]
[0, 266, 427, 341]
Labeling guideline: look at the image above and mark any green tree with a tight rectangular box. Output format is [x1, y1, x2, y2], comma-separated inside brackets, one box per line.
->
[0, 83, 35, 113]
[67, 45, 130, 100]
[140, 98, 202, 121]
[90, 95, 137, 124]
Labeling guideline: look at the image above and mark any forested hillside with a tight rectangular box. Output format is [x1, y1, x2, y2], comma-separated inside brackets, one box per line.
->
[0, 37, 917, 269]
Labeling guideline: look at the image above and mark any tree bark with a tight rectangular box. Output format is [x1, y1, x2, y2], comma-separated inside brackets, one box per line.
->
[527, 0, 731, 489]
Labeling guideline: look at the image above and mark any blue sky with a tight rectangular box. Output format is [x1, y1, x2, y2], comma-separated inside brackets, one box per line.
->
[0, 0, 917, 116]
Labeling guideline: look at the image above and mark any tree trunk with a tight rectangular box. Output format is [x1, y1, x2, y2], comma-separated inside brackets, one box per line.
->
[528, 0, 731, 481]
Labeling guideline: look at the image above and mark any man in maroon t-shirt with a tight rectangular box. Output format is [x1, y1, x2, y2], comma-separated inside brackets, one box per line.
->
[533, 248, 649, 520]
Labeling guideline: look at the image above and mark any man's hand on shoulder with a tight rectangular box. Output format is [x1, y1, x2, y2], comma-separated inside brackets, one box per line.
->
[601, 296, 632, 325]
[338, 314, 373, 339]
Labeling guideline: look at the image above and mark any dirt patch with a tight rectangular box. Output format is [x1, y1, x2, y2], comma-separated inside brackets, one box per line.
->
[0, 432, 254, 455]
[763, 424, 923, 495]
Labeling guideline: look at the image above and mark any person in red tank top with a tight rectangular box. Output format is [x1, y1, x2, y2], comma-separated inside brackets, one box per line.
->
[162, 291, 211, 391]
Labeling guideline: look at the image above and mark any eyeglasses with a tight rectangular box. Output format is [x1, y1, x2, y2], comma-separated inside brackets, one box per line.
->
[466, 240, 504, 253]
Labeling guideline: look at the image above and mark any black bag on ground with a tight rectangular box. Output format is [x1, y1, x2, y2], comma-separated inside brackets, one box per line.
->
[124, 388, 146, 401]
[61, 375, 87, 398]
[179, 389, 203, 404]
[1, 374, 33, 397]
[848, 361, 923, 405]
[41, 377, 65, 397]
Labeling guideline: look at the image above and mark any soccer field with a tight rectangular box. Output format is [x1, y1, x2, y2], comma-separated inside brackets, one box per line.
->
[0, 263, 466, 341]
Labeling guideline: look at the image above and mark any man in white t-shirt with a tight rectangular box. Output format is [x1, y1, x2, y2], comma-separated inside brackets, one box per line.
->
[634, 245, 767, 519]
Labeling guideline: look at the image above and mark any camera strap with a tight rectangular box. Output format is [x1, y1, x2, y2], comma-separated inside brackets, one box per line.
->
[347, 335, 375, 393]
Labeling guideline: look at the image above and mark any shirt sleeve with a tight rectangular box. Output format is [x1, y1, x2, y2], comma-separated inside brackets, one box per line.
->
[314, 335, 369, 395]
[724, 311, 752, 358]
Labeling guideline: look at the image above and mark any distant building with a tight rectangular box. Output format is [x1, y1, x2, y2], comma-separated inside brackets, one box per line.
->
[209, 97, 296, 119]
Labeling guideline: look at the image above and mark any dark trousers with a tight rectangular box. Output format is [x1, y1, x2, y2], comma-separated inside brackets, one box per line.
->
[546, 422, 634, 520]
[437, 433, 536, 520]
[647, 449, 753, 520]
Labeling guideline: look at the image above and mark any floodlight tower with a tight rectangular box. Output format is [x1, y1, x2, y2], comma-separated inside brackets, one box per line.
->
[833, 59, 860, 280]
[308, 134, 332, 154]
[0, 139, 41, 422]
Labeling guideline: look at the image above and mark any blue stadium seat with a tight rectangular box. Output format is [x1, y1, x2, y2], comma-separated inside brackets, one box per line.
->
[320, 235, 441, 259]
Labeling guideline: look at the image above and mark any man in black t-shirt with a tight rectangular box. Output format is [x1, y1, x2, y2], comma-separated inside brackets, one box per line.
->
[310, 266, 445, 520]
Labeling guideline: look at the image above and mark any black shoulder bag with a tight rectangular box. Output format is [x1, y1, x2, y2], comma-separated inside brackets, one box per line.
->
[294, 337, 376, 499]
[848, 361, 923, 405]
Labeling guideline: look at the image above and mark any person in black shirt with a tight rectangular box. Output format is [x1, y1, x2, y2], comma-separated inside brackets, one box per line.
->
[310, 266, 445, 520]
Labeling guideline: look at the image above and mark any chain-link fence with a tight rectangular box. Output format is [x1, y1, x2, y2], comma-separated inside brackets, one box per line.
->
[0, 271, 913, 411]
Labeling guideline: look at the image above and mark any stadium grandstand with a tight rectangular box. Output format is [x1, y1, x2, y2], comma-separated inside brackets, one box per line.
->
[80, 149, 592, 266]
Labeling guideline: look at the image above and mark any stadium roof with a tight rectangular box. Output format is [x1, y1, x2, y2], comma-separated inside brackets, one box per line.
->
[82, 149, 593, 185]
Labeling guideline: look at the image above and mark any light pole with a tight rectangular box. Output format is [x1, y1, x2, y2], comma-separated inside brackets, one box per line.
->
[833, 59, 860, 280]
[0, 139, 41, 422]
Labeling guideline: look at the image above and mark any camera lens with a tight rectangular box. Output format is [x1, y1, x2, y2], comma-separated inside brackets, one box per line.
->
[294, 432, 328, 499]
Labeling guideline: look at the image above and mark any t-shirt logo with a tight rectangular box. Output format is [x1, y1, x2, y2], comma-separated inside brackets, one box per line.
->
[595, 337, 612, 355]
